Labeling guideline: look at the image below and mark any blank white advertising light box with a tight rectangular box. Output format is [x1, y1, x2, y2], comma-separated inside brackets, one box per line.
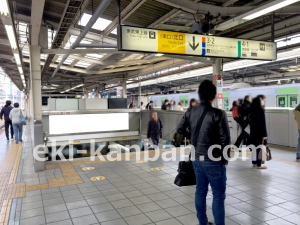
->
[49, 113, 129, 135]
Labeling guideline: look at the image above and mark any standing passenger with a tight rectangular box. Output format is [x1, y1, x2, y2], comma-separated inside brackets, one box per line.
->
[167, 100, 174, 110]
[188, 98, 197, 110]
[147, 112, 163, 149]
[295, 104, 300, 161]
[140, 102, 145, 110]
[129, 102, 135, 108]
[9, 103, 23, 144]
[177, 80, 230, 225]
[249, 96, 268, 169]
[0, 100, 14, 141]
[174, 102, 184, 111]
[161, 99, 169, 110]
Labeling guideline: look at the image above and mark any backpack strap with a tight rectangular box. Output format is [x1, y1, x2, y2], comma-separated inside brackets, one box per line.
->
[191, 108, 210, 148]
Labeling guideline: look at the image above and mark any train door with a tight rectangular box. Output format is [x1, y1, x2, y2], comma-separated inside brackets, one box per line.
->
[223, 97, 229, 110]
[276, 95, 298, 107]
[288, 95, 298, 108]
[277, 95, 287, 107]
[180, 95, 188, 108]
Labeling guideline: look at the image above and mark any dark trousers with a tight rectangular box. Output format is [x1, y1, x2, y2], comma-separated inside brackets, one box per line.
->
[151, 138, 159, 148]
[234, 130, 249, 148]
[4, 119, 14, 139]
[252, 148, 262, 167]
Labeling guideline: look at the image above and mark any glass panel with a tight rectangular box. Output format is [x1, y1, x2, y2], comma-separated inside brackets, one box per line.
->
[289, 95, 298, 108]
[277, 96, 287, 107]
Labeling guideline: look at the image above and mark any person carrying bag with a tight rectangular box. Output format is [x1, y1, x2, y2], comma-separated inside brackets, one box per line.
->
[174, 108, 209, 187]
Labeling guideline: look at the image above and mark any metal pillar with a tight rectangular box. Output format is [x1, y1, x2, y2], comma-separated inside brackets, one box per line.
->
[29, 45, 42, 120]
[212, 58, 223, 109]
[122, 81, 127, 98]
[271, 14, 275, 42]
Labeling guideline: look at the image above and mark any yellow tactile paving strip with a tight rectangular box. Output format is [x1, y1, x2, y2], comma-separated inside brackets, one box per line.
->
[0, 142, 25, 225]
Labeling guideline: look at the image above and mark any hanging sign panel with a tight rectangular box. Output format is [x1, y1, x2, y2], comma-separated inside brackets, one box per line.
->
[120, 26, 277, 60]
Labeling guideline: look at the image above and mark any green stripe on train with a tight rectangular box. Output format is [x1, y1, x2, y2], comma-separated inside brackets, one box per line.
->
[180, 95, 188, 100]
[276, 87, 298, 94]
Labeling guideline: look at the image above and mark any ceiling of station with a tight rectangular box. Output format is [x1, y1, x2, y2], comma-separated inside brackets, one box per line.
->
[1, 0, 300, 95]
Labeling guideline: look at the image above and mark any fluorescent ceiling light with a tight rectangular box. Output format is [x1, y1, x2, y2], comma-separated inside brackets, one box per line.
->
[261, 78, 290, 83]
[79, 13, 112, 31]
[5, 25, 17, 49]
[0, 0, 9, 16]
[155, 54, 164, 57]
[17, 66, 23, 74]
[13, 53, 21, 65]
[244, 0, 300, 20]
[21, 74, 25, 80]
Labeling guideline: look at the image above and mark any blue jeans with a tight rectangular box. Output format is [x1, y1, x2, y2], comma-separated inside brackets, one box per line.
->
[297, 130, 300, 158]
[192, 161, 226, 225]
[12, 123, 23, 143]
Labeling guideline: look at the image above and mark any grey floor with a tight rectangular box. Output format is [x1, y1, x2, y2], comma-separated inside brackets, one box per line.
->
[5, 127, 300, 225]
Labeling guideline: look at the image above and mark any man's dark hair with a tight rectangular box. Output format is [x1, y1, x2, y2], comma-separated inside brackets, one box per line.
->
[5, 100, 11, 106]
[14, 103, 19, 108]
[150, 101, 153, 103]
[164, 99, 169, 103]
[244, 95, 250, 102]
[198, 80, 216, 101]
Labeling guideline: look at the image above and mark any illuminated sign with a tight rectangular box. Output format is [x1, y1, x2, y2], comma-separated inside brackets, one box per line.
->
[120, 25, 277, 61]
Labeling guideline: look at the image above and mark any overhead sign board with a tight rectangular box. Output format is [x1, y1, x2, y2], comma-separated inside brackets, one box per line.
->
[120, 25, 277, 61]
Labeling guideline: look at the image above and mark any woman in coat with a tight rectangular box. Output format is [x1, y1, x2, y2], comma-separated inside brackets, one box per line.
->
[249, 96, 268, 169]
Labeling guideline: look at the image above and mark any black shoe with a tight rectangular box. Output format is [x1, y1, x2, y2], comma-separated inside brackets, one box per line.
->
[208, 222, 215, 225]
[7, 138, 9, 141]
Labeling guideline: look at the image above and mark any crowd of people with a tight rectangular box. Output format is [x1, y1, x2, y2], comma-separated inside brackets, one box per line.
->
[0, 100, 24, 143]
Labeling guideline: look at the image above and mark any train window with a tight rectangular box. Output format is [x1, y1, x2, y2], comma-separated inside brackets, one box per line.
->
[223, 98, 229, 111]
[277, 95, 287, 107]
[288, 95, 298, 108]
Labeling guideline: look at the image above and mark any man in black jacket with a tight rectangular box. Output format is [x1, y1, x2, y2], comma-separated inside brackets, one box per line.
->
[147, 112, 163, 149]
[234, 95, 252, 148]
[0, 100, 14, 140]
[177, 80, 230, 225]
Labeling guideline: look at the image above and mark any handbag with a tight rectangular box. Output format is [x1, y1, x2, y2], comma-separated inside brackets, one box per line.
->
[174, 108, 209, 187]
[258, 139, 272, 162]
[20, 109, 26, 125]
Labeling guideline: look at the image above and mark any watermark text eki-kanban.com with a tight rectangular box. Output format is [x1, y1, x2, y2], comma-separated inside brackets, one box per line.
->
[33, 140, 268, 162]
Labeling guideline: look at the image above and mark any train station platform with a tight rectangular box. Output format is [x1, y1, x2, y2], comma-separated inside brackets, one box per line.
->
[0, 126, 299, 225]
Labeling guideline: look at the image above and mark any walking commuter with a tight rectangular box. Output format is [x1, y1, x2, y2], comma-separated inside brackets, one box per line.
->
[9, 103, 23, 144]
[234, 95, 252, 149]
[140, 102, 145, 110]
[189, 98, 197, 110]
[174, 102, 184, 111]
[249, 96, 268, 169]
[0, 100, 14, 140]
[147, 112, 163, 149]
[230, 101, 238, 112]
[177, 80, 231, 225]
[295, 104, 300, 161]
[161, 99, 169, 110]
